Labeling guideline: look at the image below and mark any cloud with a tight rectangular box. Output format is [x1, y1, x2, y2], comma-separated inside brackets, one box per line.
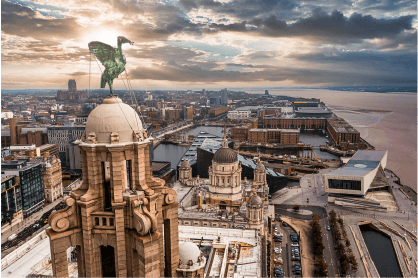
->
[1, 0, 82, 41]
[207, 9, 414, 43]
[129, 59, 415, 85]
[67, 71, 88, 76]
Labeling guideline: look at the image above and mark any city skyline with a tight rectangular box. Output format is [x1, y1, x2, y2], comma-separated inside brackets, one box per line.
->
[1, 0, 417, 90]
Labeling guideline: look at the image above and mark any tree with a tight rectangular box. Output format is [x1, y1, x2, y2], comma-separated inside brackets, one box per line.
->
[341, 259, 350, 274]
[349, 254, 359, 271]
[293, 204, 300, 211]
[315, 257, 328, 277]
[345, 239, 351, 247]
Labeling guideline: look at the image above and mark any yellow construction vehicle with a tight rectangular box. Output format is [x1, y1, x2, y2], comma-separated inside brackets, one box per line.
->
[308, 144, 318, 161]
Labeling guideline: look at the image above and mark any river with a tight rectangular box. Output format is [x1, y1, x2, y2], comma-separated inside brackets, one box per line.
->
[248, 89, 417, 191]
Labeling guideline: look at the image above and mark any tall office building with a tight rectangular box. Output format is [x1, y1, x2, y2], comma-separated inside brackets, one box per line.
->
[221, 88, 228, 105]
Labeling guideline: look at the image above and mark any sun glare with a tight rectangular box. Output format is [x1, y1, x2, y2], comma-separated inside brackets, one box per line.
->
[86, 29, 119, 47]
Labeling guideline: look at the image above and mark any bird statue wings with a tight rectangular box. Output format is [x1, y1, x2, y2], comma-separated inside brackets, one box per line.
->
[88, 36, 134, 96]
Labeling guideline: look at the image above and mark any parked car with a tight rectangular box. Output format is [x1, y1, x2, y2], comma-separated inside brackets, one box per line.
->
[291, 243, 299, 247]
[274, 258, 283, 264]
[327, 226, 331, 231]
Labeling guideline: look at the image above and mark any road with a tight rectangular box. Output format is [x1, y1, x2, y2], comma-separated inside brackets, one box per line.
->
[1, 197, 64, 244]
[320, 218, 337, 277]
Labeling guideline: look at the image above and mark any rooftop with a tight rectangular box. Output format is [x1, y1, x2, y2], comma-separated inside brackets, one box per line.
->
[328, 150, 387, 177]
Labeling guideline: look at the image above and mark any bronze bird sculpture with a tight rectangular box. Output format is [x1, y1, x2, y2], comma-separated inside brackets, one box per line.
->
[88, 36, 134, 96]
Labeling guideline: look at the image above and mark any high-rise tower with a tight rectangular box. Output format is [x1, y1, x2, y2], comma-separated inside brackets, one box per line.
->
[68, 79, 77, 94]
[47, 96, 179, 277]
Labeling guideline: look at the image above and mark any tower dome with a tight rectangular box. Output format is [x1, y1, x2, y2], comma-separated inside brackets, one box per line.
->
[84, 96, 143, 144]
[213, 136, 238, 164]
[248, 194, 263, 206]
[178, 242, 201, 265]
[255, 161, 266, 171]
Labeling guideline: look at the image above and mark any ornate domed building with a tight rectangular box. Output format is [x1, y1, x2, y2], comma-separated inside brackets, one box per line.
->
[207, 134, 242, 209]
[46, 96, 180, 277]
[176, 241, 206, 277]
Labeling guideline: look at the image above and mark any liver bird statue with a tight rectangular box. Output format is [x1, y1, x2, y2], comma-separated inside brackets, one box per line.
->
[88, 36, 134, 96]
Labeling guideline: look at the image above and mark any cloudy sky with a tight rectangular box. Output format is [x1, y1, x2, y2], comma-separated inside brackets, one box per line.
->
[1, 0, 416, 90]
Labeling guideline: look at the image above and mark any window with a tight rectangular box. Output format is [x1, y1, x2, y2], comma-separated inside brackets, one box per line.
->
[102, 217, 107, 226]
[109, 218, 114, 226]
[329, 179, 361, 191]
[95, 217, 99, 226]
[126, 160, 132, 190]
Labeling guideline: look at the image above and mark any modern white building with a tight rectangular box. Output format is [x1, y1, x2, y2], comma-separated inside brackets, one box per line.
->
[227, 106, 264, 120]
[325, 150, 388, 196]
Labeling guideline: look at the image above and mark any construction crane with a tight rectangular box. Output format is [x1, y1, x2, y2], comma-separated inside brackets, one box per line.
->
[308, 144, 318, 161]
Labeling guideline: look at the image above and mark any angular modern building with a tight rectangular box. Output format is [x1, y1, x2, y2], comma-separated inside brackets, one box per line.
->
[325, 150, 388, 197]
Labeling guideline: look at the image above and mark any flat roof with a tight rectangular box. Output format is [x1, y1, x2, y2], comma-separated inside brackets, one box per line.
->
[234, 106, 264, 111]
[328, 150, 387, 177]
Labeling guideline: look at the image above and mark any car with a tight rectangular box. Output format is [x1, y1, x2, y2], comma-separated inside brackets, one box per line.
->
[327, 226, 331, 231]
[274, 248, 282, 254]
[275, 232, 283, 236]
[294, 270, 301, 275]
[274, 267, 283, 272]
[283, 223, 288, 227]
[293, 263, 301, 268]
[274, 258, 283, 264]
[275, 273, 284, 277]
[291, 243, 299, 247]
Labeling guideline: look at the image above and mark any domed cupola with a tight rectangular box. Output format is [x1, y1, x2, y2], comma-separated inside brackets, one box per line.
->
[84, 96, 146, 144]
[177, 241, 206, 275]
[213, 136, 238, 164]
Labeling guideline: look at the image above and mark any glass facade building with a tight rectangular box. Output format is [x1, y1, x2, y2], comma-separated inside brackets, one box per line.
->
[1, 160, 45, 218]
[1, 176, 22, 225]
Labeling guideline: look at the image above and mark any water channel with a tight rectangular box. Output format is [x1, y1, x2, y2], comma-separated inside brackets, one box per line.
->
[153, 126, 338, 187]
[359, 224, 402, 278]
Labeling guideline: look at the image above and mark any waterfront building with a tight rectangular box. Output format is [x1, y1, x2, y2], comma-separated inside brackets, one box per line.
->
[325, 150, 388, 197]
[326, 117, 360, 148]
[294, 107, 332, 118]
[263, 117, 327, 130]
[46, 96, 179, 277]
[248, 128, 300, 144]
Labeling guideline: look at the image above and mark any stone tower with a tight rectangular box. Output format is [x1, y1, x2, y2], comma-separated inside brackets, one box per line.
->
[254, 160, 267, 185]
[178, 159, 192, 183]
[47, 96, 179, 277]
[246, 186, 264, 232]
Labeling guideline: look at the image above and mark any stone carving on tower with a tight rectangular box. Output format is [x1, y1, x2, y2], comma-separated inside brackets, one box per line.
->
[47, 96, 179, 277]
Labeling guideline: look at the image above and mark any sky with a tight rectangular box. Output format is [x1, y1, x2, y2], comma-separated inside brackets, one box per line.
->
[1, 0, 417, 90]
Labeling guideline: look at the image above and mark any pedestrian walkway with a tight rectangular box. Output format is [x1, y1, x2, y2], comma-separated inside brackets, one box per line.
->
[1, 197, 64, 244]
[341, 213, 408, 221]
